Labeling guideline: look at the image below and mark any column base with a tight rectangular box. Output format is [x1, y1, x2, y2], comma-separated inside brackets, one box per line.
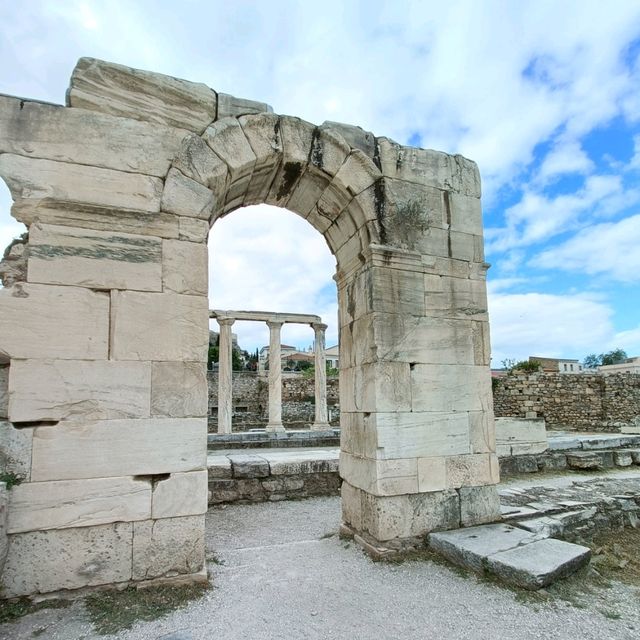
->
[265, 422, 286, 433]
[310, 422, 331, 431]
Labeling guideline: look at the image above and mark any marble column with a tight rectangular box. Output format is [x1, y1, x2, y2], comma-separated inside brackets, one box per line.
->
[217, 318, 235, 434]
[311, 322, 330, 430]
[266, 320, 285, 432]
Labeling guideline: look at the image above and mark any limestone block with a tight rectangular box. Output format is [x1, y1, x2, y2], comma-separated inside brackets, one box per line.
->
[370, 411, 471, 460]
[340, 451, 418, 496]
[202, 118, 256, 210]
[0, 483, 7, 576]
[238, 113, 283, 206]
[1, 521, 132, 597]
[339, 412, 378, 459]
[338, 314, 377, 368]
[110, 290, 209, 362]
[324, 208, 359, 254]
[360, 486, 460, 542]
[370, 265, 426, 316]
[27, 223, 162, 291]
[459, 485, 501, 526]
[0, 154, 163, 213]
[424, 275, 488, 320]
[8, 476, 151, 534]
[417, 457, 447, 493]
[614, 450, 634, 467]
[30, 418, 207, 481]
[68, 57, 217, 133]
[495, 418, 548, 455]
[178, 217, 209, 242]
[172, 134, 229, 199]
[162, 239, 208, 295]
[371, 313, 476, 366]
[325, 149, 381, 205]
[446, 453, 499, 489]
[472, 320, 492, 366]
[132, 514, 205, 580]
[0, 366, 7, 419]
[217, 93, 273, 118]
[449, 192, 483, 236]
[410, 364, 491, 413]
[161, 169, 216, 219]
[469, 411, 497, 455]
[310, 127, 351, 176]
[0, 283, 109, 361]
[11, 199, 181, 240]
[339, 362, 411, 413]
[0, 421, 32, 480]
[321, 121, 376, 159]
[267, 117, 316, 207]
[341, 479, 363, 531]
[0, 95, 188, 177]
[287, 166, 332, 218]
[377, 138, 481, 198]
[152, 470, 208, 519]
[450, 231, 484, 263]
[8, 359, 151, 423]
[151, 362, 208, 418]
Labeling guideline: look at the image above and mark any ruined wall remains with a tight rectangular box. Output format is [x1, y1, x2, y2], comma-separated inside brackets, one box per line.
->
[207, 371, 339, 430]
[493, 372, 640, 431]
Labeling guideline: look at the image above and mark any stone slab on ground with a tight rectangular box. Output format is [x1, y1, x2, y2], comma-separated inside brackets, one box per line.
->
[566, 452, 601, 470]
[428, 523, 590, 589]
[486, 538, 591, 590]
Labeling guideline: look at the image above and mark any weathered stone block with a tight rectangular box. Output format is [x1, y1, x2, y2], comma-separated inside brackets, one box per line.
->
[373, 411, 472, 460]
[360, 487, 460, 541]
[162, 239, 208, 296]
[132, 515, 205, 580]
[566, 452, 600, 470]
[0, 154, 163, 213]
[27, 223, 163, 291]
[179, 216, 209, 243]
[410, 364, 491, 412]
[152, 471, 208, 519]
[0, 283, 109, 361]
[0, 94, 188, 176]
[30, 418, 206, 481]
[8, 359, 151, 422]
[110, 290, 209, 362]
[446, 453, 498, 489]
[8, 476, 151, 533]
[0, 483, 7, 576]
[459, 485, 501, 526]
[68, 57, 217, 133]
[1, 522, 133, 597]
[217, 93, 272, 119]
[151, 361, 208, 418]
[172, 133, 229, 198]
[322, 121, 376, 159]
[495, 417, 548, 455]
[339, 362, 411, 413]
[340, 451, 418, 496]
[449, 192, 483, 236]
[161, 168, 216, 219]
[614, 450, 634, 467]
[0, 366, 7, 419]
[0, 421, 32, 480]
[469, 411, 496, 455]
[229, 454, 270, 479]
[424, 275, 488, 320]
[341, 480, 363, 531]
[377, 138, 481, 197]
[417, 457, 447, 493]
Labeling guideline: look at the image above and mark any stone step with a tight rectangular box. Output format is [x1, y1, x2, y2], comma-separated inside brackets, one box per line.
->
[428, 523, 591, 590]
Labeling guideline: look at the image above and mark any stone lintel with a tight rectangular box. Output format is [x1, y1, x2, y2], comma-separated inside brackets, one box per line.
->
[210, 309, 321, 325]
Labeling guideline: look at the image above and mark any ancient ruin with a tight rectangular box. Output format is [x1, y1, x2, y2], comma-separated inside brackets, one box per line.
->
[0, 57, 498, 598]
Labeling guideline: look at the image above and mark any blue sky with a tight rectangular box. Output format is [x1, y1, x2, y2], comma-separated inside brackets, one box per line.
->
[1, 0, 639, 363]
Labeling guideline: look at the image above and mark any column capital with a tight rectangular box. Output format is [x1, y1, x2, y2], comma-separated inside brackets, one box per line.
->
[311, 322, 328, 332]
[217, 317, 235, 327]
[266, 320, 284, 329]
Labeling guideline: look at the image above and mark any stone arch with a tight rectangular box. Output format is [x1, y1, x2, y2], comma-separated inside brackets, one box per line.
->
[0, 58, 498, 599]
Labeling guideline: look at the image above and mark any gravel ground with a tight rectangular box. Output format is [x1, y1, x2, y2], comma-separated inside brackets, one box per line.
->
[1, 496, 639, 640]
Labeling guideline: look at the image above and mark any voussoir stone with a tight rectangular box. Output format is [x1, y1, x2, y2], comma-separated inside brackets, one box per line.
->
[68, 57, 217, 133]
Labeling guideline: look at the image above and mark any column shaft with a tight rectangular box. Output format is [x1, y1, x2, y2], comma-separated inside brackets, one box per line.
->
[266, 321, 285, 432]
[217, 318, 234, 434]
[312, 322, 330, 430]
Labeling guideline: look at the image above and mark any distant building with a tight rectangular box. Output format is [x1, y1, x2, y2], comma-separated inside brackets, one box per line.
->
[326, 345, 339, 369]
[598, 356, 640, 375]
[529, 356, 584, 374]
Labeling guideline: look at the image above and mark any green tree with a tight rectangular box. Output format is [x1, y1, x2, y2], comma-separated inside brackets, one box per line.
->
[583, 353, 600, 369]
[601, 348, 627, 366]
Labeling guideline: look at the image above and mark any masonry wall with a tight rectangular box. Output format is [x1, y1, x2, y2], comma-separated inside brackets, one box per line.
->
[493, 372, 640, 431]
[207, 371, 340, 430]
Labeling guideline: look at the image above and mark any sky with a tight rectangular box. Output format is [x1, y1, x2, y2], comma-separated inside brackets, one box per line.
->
[1, 0, 640, 364]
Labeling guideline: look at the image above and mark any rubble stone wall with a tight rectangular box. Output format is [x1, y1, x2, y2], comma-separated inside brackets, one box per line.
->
[493, 372, 640, 431]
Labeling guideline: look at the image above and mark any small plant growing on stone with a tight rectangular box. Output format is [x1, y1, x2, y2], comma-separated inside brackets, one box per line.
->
[0, 472, 24, 489]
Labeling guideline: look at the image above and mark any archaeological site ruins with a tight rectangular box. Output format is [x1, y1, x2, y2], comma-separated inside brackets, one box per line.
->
[0, 57, 603, 599]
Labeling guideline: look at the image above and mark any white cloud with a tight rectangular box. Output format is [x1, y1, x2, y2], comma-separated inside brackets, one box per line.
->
[488, 290, 614, 365]
[536, 140, 594, 184]
[533, 213, 640, 283]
